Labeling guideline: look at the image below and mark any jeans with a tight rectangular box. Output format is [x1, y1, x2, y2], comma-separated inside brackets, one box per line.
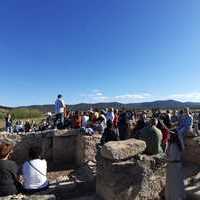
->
[6, 125, 13, 133]
[56, 113, 65, 127]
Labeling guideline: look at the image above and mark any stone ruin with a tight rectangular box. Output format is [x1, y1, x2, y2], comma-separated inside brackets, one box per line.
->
[0, 130, 199, 200]
[96, 139, 165, 200]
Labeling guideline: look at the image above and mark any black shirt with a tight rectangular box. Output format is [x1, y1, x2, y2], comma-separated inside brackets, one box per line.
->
[101, 128, 118, 145]
[0, 160, 19, 196]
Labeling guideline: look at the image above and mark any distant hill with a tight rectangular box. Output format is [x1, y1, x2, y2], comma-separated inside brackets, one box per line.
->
[1, 100, 200, 113]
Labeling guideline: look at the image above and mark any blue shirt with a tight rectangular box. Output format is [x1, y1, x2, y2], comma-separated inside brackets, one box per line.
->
[55, 98, 65, 113]
[177, 114, 193, 137]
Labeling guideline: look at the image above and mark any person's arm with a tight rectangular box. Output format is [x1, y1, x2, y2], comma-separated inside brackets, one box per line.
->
[61, 100, 66, 108]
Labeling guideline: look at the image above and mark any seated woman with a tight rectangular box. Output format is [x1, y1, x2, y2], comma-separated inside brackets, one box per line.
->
[0, 142, 20, 197]
[22, 146, 48, 194]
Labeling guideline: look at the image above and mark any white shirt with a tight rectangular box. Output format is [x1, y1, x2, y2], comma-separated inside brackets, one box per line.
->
[55, 98, 65, 113]
[101, 114, 107, 127]
[22, 159, 48, 190]
[106, 112, 115, 122]
[82, 115, 89, 128]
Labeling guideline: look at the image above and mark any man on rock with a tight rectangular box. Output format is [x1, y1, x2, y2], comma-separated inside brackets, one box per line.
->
[55, 94, 66, 128]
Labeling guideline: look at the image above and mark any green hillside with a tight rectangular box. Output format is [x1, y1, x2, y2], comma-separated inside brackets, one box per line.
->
[0, 108, 43, 130]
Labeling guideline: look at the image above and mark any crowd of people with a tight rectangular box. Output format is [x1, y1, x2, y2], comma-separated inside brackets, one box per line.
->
[5, 114, 39, 133]
[1, 94, 199, 199]
[53, 95, 195, 156]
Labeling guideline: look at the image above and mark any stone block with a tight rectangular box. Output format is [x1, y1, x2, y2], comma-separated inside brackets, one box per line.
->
[76, 134, 101, 166]
[183, 137, 200, 165]
[101, 139, 146, 161]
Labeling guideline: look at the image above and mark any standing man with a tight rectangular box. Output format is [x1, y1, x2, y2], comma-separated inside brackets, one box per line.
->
[118, 110, 129, 140]
[177, 107, 193, 138]
[5, 113, 13, 133]
[55, 94, 66, 127]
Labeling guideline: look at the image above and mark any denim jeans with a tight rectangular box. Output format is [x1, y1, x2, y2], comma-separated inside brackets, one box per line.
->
[56, 113, 65, 127]
[6, 125, 13, 133]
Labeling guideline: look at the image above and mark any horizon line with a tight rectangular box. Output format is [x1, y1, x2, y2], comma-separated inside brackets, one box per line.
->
[0, 99, 199, 108]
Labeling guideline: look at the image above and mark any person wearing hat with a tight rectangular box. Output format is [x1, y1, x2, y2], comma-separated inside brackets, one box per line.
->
[55, 94, 66, 127]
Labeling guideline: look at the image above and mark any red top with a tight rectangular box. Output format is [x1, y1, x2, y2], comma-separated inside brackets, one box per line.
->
[162, 128, 170, 144]
[113, 114, 119, 128]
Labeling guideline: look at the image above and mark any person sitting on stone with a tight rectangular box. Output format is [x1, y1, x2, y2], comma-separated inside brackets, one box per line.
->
[0, 142, 21, 197]
[15, 120, 24, 133]
[138, 118, 163, 155]
[22, 146, 48, 194]
[100, 120, 119, 145]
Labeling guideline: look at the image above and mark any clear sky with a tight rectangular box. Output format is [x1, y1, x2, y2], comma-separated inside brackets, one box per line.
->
[0, 0, 200, 106]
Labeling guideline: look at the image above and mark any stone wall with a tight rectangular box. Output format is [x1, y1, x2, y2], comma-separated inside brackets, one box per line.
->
[0, 131, 168, 200]
[0, 130, 101, 167]
[0, 132, 53, 165]
[76, 134, 101, 166]
[183, 136, 200, 165]
[96, 139, 165, 200]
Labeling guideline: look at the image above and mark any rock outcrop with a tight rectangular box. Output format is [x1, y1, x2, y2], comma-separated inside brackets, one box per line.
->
[96, 139, 165, 200]
[101, 139, 146, 161]
[183, 136, 200, 165]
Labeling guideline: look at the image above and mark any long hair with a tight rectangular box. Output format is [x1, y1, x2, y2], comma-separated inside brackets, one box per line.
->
[0, 143, 14, 159]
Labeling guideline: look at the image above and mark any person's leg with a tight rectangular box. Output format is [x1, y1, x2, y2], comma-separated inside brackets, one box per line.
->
[6, 126, 9, 132]
[61, 113, 64, 126]
[9, 126, 13, 133]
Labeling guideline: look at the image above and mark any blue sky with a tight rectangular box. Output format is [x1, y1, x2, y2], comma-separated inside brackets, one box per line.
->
[0, 0, 200, 106]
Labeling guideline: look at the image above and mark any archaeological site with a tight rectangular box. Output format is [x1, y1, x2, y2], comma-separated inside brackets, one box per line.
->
[0, 129, 199, 200]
